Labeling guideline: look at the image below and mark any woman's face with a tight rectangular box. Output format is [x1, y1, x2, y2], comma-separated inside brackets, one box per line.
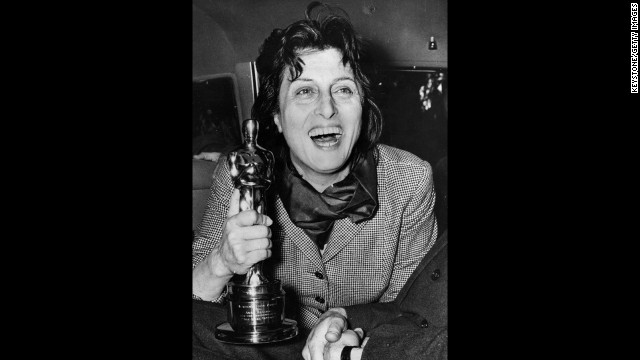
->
[274, 48, 362, 180]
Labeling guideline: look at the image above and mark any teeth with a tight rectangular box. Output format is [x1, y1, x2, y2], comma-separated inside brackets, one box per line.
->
[316, 139, 339, 147]
[308, 127, 343, 137]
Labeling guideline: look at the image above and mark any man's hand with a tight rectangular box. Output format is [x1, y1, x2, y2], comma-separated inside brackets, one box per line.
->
[322, 328, 363, 360]
[302, 307, 349, 360]
[193, 151, 221, 162]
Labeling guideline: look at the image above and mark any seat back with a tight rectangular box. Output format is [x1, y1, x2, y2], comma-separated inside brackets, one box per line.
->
[193, 158, 219, 231]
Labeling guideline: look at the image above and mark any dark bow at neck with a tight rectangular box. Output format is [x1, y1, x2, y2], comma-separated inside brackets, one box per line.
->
[278, 150, 378, 250]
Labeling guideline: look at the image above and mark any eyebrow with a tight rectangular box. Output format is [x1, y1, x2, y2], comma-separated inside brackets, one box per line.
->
[291, 76, 356, 84]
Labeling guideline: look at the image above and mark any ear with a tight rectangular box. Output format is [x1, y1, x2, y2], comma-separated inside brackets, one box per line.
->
[273, 114, 283, 133]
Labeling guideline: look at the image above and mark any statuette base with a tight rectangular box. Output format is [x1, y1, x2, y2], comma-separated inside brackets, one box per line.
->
[214, 319, 298, 344]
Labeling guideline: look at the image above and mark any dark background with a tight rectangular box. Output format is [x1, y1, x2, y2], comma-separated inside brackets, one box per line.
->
[192, 0, 450, 169]
[8, 1, 635, 358]
[192, 0, 448, 76]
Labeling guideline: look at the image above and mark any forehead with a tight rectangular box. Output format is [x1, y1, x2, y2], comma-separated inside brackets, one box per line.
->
[286, 48, 354, 81]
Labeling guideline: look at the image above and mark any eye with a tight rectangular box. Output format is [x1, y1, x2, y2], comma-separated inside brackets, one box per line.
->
[294, 87, 315, 98]
[333, 86, 356, 99]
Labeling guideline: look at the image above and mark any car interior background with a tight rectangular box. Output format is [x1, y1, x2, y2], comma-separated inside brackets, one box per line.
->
[192, 0, 448, 237]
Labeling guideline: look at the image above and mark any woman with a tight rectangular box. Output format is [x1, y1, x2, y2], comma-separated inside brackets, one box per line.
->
[192, 7, 438, 333]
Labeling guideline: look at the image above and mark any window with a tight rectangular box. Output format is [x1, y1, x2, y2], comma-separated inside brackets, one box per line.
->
[371, 67, 447, 167]
[192, 74, 242, 155]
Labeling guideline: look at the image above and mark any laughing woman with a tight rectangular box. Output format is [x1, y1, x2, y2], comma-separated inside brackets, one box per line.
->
[192, 5, 438, 338]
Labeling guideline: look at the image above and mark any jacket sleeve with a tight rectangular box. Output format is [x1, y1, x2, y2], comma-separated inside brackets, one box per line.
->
[346, 231, 448, 359]
[342, 301, 405, 330]
[378, 160, 438, 303]
[360, 323, 447, 360]
[192, 157, 234, 302]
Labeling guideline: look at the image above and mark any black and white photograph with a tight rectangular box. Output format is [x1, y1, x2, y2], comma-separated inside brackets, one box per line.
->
[12, 1, 637, 359]
[192, 1, 447, 359]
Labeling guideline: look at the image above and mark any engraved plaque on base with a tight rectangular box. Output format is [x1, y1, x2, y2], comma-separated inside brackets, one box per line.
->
[214, 119, 298, 344]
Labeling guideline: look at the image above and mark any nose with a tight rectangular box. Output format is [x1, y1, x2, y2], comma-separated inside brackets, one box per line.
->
[314, 92, 337, 119]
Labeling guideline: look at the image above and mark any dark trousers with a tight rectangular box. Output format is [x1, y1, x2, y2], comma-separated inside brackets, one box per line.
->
[192, 300, 307, 360]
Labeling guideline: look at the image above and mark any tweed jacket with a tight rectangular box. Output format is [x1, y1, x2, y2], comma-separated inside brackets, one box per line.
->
[192, 144, 438, 331]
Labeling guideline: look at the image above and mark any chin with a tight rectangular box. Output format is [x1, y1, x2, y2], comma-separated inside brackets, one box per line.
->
[310, 155, 350, 174]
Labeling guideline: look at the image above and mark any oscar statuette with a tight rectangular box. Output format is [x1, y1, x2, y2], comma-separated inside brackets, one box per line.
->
[214, 119, 298, 344]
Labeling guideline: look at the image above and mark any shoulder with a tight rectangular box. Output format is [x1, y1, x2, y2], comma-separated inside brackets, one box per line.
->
[204, 154, 234, 195]
[376, 144, 433, 183]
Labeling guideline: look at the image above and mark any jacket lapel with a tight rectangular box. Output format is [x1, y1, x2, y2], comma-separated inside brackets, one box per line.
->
[272, 147, 392, 267]
[274, 197, 324, 271]
[321, 217, 367, 262]
[322, 151, 388, 263]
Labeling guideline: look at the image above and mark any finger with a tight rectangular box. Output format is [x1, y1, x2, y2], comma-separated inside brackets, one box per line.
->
[242, 237, 272, 252]
[309, 342, 324, 360]
[305, 325, 328, 360]
[302, 330, 316, 360]
[227, 189, 240, 218]
[243, 249, 272, 266]
[324, 317, 347, 342]
[193, 154, 204, 160]
[232, 210, 273, 227]
[241, 225, 272, 241]
[256, 213, 273, 226]
[340, 330, 361, 346]
[224, 236, 271, 266]
[353, 328, 364, 340]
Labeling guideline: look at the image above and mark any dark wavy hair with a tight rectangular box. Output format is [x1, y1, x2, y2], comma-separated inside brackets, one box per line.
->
[251, 3, 383, 171]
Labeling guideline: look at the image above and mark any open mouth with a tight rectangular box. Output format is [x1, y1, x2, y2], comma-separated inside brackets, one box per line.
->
[309, 126, 343, 148]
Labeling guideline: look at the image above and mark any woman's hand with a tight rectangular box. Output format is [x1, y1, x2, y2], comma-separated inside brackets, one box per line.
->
[192, 189, 273, 300]
[210, 189, 274, 276]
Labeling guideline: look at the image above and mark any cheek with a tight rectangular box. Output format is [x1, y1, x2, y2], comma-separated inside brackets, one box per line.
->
[352, 128, 362, 146]
[280, 107, 309, 134]
[348, 109, 363, 141]
[279, 118, 306, 147]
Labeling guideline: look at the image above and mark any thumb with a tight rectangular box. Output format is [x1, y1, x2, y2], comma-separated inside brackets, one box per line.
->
[324, 317, 346, 342]
[227, 189, 240, 218]
[353, 328, 364, 340]
[193, 153, 204, 160]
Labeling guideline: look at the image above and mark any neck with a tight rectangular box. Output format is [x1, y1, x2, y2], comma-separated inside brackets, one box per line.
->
[294, 164, 350, 193]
